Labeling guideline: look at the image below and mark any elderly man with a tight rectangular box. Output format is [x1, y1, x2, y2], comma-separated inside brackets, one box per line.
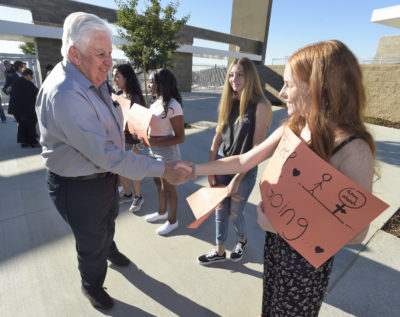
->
[36, 12, 191, 310]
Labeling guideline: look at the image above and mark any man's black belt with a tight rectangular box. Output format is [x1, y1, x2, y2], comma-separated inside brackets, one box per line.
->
[49, 171, 114, 181]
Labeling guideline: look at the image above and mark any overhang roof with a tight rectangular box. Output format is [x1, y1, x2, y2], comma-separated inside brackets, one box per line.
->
[0, 20, 262, 61]
[371, 5, 400, 29]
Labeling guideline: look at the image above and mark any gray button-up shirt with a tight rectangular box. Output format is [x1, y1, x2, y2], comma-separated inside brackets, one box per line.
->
[36, 59, 164, 178]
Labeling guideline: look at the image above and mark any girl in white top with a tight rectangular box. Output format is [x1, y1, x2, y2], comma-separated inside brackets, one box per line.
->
[145, 69, 185, 235]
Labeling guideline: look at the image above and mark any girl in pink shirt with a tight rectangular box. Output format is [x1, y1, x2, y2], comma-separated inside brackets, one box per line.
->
[145, 69, 185, 235]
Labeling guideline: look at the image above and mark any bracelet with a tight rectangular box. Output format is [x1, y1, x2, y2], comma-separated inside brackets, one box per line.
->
[192, 163, 196, 175]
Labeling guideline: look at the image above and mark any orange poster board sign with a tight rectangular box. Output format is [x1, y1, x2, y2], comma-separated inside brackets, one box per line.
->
[111, 93, 131, 123]
[111, 94, 153, 146]
[186, 186, 229, 229]
[259, 127, 389, 269]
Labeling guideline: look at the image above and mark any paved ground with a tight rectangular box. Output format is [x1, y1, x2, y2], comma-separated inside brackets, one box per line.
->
[0, 91, 399, 316]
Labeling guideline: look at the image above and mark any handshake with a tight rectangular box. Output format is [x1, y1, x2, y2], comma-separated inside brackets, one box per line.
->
[163, 160, 197, 185]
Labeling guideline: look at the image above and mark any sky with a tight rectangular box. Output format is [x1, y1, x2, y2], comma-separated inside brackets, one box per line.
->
[0, 0, 399, 65]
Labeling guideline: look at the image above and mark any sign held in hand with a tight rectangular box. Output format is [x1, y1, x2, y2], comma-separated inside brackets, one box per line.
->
[259, 127, 389, 269]
[186, 186, 229, 229]
[111, 93, 153, 146]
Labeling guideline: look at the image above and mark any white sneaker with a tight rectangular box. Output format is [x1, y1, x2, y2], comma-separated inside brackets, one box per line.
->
[145, 211, 168, 223]
[156, 220, 179, 235]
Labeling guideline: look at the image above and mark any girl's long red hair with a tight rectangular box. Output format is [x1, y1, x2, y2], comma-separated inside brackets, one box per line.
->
[286, 40, 375, 161]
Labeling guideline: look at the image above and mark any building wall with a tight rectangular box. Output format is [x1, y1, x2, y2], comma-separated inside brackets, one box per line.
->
[362, 64, 400, 122]
[375, 34, 400, 58]
[0, 0, 265, 91]
[171, 52, 193, 92]
[0, 0, 117, 25]
[260, 64, 400, 122]
[34, 38, 62, 81]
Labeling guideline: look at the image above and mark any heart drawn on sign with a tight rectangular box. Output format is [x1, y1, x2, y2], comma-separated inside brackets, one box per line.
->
[292, 168, 301, 177]
[315, 246, 324, 254]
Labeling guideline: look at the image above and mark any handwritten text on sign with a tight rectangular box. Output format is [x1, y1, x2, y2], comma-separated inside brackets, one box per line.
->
[259, 127, 389, 269]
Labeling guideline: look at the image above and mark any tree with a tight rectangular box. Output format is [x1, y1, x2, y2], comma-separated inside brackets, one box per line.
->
[115, 0, 189, 105]
[18, 42, 35, 55]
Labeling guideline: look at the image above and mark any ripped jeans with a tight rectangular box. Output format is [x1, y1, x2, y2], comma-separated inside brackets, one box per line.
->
[214, 166, 257, 246]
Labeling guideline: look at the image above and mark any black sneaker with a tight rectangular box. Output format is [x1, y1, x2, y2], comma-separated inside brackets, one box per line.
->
[107, 251, 130, 267]
[119, 193, 133, 205]
[198, 249, 226, 265]
[230, 240, 247, 262]
[81, 285, 114, 310]
[129, 195, 144, 212]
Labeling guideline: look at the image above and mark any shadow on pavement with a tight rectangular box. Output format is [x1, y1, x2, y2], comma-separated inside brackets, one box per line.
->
[111, 262, 220, 317]
[375, 140, 400, 166]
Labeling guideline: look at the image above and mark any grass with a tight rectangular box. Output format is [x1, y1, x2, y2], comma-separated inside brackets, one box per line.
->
[382, 208, 400, 238]
[365, 117, 400, 129]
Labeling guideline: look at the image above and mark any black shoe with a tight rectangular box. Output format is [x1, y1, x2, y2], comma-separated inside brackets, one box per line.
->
[198, 249, 226, 265]
[107, 251, 130, 266]
[81, 285, 114, 310]
[230, 240, 247, 262]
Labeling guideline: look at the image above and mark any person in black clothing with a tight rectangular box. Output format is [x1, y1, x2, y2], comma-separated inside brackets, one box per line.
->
[5, 60, 25, 115]
[43, 64, 54, 81]
[113, 64, 147, 212]
[0, 94, 5, 123]
[197, 57, 272, 265]
[1, 60, 16, 122]
[11, 68, 39, 147]
[2, 60, 16, 95]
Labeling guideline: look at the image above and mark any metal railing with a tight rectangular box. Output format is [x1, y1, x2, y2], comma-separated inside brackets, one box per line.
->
[358, 56, 400, 64]
[192, 64, 227, 91]
[109, 62, 228, 92]
[271, 57, 289, 65]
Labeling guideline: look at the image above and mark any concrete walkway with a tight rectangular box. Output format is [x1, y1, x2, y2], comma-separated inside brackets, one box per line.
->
[0, 92, 399, 317]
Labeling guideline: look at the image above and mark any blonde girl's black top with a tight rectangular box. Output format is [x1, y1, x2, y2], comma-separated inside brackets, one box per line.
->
[219, 99, 258, 157]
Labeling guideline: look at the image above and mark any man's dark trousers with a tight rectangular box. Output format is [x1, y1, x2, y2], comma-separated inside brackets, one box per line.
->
[46, 170, 120, 290]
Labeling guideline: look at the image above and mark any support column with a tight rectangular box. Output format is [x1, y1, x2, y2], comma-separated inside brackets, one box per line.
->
[34, 38, 62, 82]
[229, 0, 273, 64]
[172, 52, 193, 92]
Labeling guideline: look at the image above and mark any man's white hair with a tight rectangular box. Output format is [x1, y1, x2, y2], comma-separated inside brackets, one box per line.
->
[61, 12, 112, 59]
